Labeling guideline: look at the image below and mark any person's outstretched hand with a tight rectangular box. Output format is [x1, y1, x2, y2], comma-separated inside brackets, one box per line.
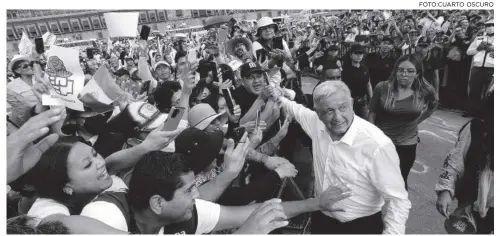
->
[7, 108, 64, 184]
[140, 124, 183, 152]
[234, 199, 289, 234]
[223, 132, 251, 175]
[316, 183, 352, 212]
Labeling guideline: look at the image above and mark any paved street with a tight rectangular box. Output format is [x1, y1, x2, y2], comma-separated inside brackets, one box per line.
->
[300, 76, 471, 234]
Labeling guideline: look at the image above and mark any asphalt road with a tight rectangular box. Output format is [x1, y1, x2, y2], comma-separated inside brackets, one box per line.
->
[299, 76, 471, 234]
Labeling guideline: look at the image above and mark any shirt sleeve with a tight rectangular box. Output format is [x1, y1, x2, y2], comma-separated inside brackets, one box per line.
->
[194, 199, 221, 234]
[369, 142, 411, 234]
[279, 97, 317, 137]
[80, 201, 128, 231]
[435, 123, 471, 197]
[27, 198, 70, 226]
[466, 37, 480, 56]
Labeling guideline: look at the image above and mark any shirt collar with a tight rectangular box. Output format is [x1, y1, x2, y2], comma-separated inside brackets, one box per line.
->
[319, 115, 359, 146]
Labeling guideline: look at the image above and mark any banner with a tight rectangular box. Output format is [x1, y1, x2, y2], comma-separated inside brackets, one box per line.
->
[104, 12, 140, 38]
[42, 46, 85, 111]
[18, 31, 33, 57]
[42, 32, 57, 48]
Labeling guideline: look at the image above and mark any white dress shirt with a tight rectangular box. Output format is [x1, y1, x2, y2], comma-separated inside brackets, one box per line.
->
[280, 98, 411, 234]
[467, 34, 494, 68]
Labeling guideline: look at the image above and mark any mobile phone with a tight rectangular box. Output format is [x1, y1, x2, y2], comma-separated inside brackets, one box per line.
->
[222, 89, 234, 115]
[140, 25, 151, 41]
[86, 48, 94, 60]
[141, 80, 151, 94]
[163, 107, 186, 131]
[255, 109, 261, 128]
[35, 38, 45, 54]
[231, 127, 246, 143]
[273, 36, 284, 49]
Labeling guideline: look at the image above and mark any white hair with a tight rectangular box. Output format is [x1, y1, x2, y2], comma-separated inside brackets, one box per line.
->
[313, 80, 352, 106]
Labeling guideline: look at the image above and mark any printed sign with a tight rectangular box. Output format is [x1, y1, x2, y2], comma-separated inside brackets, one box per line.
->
[42, 46, 85, 111]
[104, 12, 140, 38]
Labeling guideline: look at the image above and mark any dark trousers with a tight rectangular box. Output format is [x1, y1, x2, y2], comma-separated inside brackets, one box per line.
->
[311, 211, 383, 234]
[468, 67, 494, 113]
[395, 144, 417, 190]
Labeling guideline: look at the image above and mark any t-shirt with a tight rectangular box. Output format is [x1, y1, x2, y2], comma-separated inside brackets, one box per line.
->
[369, 82, 422, 145]
[364, 53, 396, 88]
[341, 63, 371, 99]
[27, 176, 128, 226]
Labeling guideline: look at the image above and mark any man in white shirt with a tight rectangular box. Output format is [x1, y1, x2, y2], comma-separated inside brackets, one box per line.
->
[277, 80, 411, 234]
[465, 19, 494, 117]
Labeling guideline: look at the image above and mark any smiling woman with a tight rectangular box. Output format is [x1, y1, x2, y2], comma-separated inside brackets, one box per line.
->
[23, 136, 129, 231]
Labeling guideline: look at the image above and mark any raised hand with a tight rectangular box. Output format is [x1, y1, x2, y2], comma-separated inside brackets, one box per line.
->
[317, 183, 352, 212]
[223, 132, 251, 175]
[140, 124, 183, 151]
[7, 108, 64, 183]
[235, 199, 288, 234]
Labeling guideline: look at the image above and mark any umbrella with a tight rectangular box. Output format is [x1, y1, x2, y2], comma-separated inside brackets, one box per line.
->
[204, 15, 234, 30]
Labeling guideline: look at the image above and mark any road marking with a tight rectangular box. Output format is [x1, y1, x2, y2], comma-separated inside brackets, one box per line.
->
[418, 130, 454, 144]
[411, 160, 429, 174]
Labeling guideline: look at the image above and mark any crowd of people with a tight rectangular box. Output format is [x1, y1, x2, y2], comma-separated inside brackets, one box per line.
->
[6, 9, 494, 234]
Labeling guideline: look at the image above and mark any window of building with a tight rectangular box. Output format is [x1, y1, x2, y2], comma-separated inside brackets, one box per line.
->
[39, 24, 48, 34]
[92, 19, 101, 29]
[267, 11, 272, 17]
[100, 16, 106, 28]
[97, 32, 103, 39]
[81, 20, 91, 30]
[16, 28, 25, 37]
[158, 11, 166, 21]
[199, 10, 207, 17]
[7, 29, 16, 40]
[61, 22, 71, 33]
[149, 12, 157, 22]
[207, 10, 212, 16]
[257, 13, 262, 20]
[191, 10, 199, 18]
[27, 26, 38, 37]
[139, 13, 148, 23]
[72, 21, 81, 31]
[50, 23, 60, 34]
[176, 10, 183, 17]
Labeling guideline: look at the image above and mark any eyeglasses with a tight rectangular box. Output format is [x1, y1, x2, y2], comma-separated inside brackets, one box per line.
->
[326, 76, 342, 80]
[396, 68, 417, 75]
[261, 25, 275, 32]
[485, 23, 494, 27]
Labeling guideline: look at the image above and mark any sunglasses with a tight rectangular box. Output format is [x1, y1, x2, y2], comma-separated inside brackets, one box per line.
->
[485, 23, 494, 27]
[17, 63, 32, 69]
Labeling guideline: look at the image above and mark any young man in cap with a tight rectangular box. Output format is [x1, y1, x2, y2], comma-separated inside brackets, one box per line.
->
[125, 57, 136, 72]
[124, 151, 351, 234]
[341, 43, 373, 120]
[364, 36, 397, 88]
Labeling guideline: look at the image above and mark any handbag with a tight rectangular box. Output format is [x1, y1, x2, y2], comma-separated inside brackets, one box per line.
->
[446, 46, 462, 62]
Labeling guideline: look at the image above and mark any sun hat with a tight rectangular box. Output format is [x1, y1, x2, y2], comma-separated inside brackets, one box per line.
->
[187, 103, 225, 130]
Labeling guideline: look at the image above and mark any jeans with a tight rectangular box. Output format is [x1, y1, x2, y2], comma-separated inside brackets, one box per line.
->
[395, 144, 418, 190]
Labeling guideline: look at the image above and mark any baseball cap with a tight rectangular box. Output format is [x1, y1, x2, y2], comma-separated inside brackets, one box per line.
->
[240, 62, 264, 78]
[153, 61, 171, 71]
[188, 103, 225, 130]
[350, 43, 365, 53]
[175, 127, 224, 175]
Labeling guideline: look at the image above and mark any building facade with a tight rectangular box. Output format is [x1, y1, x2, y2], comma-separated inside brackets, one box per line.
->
[7, 9, 294, 57]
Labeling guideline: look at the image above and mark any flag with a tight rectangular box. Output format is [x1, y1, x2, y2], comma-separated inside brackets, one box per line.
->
[18, 31, 33, 57]
[78, 65, 125, 113]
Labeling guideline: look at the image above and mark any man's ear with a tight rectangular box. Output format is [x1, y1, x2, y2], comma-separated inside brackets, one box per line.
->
[149, 194, 165, 215]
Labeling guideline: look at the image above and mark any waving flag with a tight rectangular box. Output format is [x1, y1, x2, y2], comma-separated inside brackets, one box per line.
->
[18, 31, 33, 57]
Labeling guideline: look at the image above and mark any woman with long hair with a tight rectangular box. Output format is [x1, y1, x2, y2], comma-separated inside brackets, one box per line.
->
[368, 54, 438, 189]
